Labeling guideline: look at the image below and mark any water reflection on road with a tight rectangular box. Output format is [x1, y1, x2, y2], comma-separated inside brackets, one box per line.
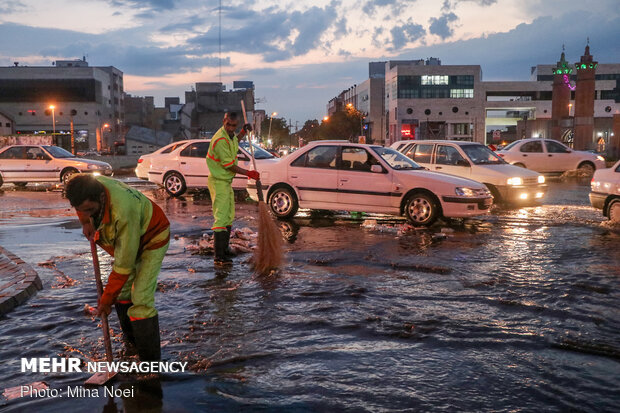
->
[0, 178, 618, 412]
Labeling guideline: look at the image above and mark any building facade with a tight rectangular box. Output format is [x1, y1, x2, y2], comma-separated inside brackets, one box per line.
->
[0, 59, 124, 152]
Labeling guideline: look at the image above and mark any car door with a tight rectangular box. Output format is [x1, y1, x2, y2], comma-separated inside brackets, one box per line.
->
[515, 140, 547, 171]
[233, 148, 252, 189]
[288, 145, 339, 204]
[0, 146, 28, 182]
[24, 146, 57, 181]
[431, 144, 472, 178]
[178, 141, 210, 187]
[544, 139, 573, 172]
[337, 146, 393, 207]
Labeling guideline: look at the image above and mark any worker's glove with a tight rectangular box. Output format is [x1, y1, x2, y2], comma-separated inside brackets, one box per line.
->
[96, 299, 111, 318]
[247, 170, 260, 181]
[242, 123, 253, 132]
[99, 270, 130, 311]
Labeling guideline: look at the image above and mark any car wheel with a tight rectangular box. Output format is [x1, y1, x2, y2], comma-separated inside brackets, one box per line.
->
[0, 175, 4, 187]
[485, 183, 502, 205]
[608, 199, 620, 222]
[164, 172, 186, 197]
[513, 163, 526, 168]
[61, 168, 78, 184]
[14, 182, 28, 188]
[268, 187, 298, 219]
[404, 192, 439, 226]
[577, 162, 595, 175]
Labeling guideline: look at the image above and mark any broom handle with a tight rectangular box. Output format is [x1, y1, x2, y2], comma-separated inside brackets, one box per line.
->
[90, 239, 114, 364]
[240, 100, 264, 202]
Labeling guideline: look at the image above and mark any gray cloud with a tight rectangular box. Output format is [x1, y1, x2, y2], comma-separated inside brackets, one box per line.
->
[160, 15, 206, 32]
[108, 0, 176, 12]
[390, 20, 425, 50]
[0, 0, 26, 14]
[429, 12, 458, 39]
[363, 0, 412, 16]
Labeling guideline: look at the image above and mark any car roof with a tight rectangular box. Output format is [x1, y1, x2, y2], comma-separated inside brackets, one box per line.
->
[305, 140, 382, 148]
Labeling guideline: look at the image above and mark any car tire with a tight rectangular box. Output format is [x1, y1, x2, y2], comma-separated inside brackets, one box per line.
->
[577, 161, 595, 175]
[61, 168, 78, 184]
[164, 172, 187, 197]
[513, 162, 526, 168]
[404, 192, 439, 226]
[268, 187, 298, 219]
[485, 184, 502, 205]
[0, 174, 4, 187]
[14, 182, 28, 188]
[608, 199, 620, 222]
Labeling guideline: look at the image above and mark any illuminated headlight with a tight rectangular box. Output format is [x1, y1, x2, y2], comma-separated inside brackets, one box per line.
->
[538, 175, 545, 184]
[455, 187, 476, 197]
[507, 177, 523, 186]
[596, 155, 605, 162]
[92, 172, 101, 176]
[87, 164, 100, 170]
[519, 193, 528, 200]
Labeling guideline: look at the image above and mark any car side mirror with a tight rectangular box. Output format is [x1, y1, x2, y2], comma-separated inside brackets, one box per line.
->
[456, 159, 470, 167]
[371, 164, 383, 173]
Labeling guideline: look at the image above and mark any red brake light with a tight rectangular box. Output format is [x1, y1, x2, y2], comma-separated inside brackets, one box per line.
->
[137, 159, 143, 163]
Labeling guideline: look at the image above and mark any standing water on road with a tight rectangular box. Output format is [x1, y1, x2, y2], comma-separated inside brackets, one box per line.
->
[0, 179, 618, 412]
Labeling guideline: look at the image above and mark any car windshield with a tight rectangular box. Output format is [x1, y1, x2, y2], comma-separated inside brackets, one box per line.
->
[461, 144, 505, 165]
[502, 141, 520, 151]
[371, 147, 424, 170]
[239, 142, 275, 159]
[42, 145, 75, 158]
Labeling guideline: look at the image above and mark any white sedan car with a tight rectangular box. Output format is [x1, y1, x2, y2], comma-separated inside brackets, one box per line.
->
[146, 139, 279, 196]
[0, 144, 113, 187]
[391, 140, 546, 205]
[135, 141, 188, 179]
[496, 138, 605, 174]
[247, 140, 493, 226]
[590, 160, 620, 221]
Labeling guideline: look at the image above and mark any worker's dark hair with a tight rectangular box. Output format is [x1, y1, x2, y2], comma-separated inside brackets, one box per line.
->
[65, 174, 105, 207]
[224, 112, 239, 121]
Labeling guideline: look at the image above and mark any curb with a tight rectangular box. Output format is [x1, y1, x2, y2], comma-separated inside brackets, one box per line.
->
[0, 246, 42, 316]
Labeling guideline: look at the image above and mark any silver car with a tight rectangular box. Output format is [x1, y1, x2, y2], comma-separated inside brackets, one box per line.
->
[0, 145, 113, 187]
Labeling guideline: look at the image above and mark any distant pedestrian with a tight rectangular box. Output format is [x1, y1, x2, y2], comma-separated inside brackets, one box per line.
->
[65, 174, 169, 361]
[206, 112, 260, 266]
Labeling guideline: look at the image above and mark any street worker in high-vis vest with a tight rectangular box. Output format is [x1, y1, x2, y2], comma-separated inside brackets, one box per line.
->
[65, 174, 170, 361]
[206, 111, 260, 266]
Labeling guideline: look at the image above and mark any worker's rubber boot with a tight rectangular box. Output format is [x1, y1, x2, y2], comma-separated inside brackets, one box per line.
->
[114, 302, 136, 346]
[214, 231, 233, 266]
[131, 315, 161, 362]
[223, 226, 235, 259]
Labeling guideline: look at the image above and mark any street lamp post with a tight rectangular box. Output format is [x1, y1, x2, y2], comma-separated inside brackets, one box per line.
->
[49, 105, 56, 144]
[267, 112, 277, 148]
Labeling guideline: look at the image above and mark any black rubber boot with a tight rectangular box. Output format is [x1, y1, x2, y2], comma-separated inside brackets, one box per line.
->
[131, 315, 161, 361]
[114, 302, 135, 345]
[214, 231, 233, 266]
[223, 226, 234, 259]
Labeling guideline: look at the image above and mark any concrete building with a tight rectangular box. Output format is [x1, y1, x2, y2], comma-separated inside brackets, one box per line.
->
[0, 59, 123, 152]
[124, 125, 172, 155]
[0, 112, 14, 135]
[183, 81, 255, 138]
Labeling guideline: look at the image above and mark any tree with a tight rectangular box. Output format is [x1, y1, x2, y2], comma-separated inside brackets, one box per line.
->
[260, 117, 290, 147]
[318, 105, 364, 141]
[297, 119, 320, 144]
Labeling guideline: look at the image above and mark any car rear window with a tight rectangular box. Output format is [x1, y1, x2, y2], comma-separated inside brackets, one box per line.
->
[180, 142, 210, 157]
[520, 141, 542, 153]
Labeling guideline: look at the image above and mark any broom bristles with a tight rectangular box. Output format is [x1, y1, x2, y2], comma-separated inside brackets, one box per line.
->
[253, 201, 283, 275]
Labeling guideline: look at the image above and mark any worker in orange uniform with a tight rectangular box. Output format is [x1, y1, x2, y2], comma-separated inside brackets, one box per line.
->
[65, 174, 170, 361]
[206, 112, 260, 266]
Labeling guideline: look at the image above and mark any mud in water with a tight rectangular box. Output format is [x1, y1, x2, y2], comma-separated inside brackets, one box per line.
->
[0, 178, 618, 412]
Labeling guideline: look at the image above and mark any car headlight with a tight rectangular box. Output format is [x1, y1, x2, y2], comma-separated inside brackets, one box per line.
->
[455, 187, 476, 197]
[507, 177, 523, 186]
[596, 155, 605, 162]
[538, 175, 545, 184]
[87, 164, 100, 170]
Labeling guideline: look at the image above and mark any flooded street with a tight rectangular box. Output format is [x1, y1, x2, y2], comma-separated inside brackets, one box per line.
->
[0, 178, 619, 412]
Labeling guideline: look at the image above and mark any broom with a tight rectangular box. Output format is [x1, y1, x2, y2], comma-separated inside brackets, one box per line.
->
[240, 100, 283, 275]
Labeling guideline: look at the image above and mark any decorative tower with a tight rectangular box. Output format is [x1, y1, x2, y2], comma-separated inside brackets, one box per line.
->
[573, 43, 597, 150]
[551, 48, 573, 141]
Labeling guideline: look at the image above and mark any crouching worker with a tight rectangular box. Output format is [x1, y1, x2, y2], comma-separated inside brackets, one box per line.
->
[65, 174, 170, 361]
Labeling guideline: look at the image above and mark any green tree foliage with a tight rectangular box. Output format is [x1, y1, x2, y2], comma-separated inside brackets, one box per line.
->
[297, 119, 320, 144]
[318, 105, 364, 141]
[260, 117, 290, 147]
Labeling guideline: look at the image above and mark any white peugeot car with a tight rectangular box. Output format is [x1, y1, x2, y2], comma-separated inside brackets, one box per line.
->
[135, 141, 188, 179]
[496, 138, 606, 174]
[0, 144, 113, 187]
[590, 159, 620, 221]
[247, 140, 493, 226]
[391, 140, 546, 205]
[146, 139, 279, 196]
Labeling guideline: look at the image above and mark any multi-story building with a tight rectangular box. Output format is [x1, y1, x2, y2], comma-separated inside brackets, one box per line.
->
[0, 58, 123, 152]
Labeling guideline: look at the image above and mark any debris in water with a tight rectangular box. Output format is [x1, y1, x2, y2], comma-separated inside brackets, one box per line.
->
[84, 303, 98, 316]
[2, 382, 49, 400]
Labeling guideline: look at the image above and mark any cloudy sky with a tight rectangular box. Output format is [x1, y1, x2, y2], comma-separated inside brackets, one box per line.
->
[1, 0, 619, 125]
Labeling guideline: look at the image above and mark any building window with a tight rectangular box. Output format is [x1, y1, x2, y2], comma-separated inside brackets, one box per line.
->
[421, 75, 448, 85]
[450, 75, 474, 86]
[453, 123, 470, 135]
[450, 89, 474, 98]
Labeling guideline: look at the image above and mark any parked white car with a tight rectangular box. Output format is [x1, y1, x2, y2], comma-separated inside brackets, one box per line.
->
[135, 141, 188, 179]
[590, 160, 620, 221]
[391, 140, 546, 204]
[247, 140, 493, 226]
[0, 144, 113, 187]
[146, 139, 279, 196]
[496, 138, 606, 174]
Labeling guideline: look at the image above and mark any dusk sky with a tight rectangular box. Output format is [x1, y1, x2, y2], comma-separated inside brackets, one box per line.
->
[1, 0, 619, 126]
